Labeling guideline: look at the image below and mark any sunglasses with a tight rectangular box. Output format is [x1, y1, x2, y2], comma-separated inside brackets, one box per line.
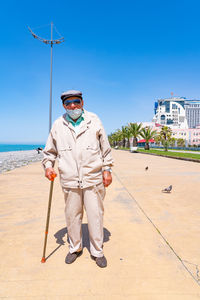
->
[64, 99, 82, 106]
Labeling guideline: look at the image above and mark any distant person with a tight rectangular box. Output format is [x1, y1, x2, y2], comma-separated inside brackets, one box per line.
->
[42, 90, 113, 268]
[36, 147, 43, 154]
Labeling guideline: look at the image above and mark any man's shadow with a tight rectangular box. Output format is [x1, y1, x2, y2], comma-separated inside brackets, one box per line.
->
[45, 223, 111, 261]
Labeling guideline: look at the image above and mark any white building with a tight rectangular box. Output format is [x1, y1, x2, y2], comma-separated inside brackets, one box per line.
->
[185, 102, 200, 128]
[153, 97, 200, 129]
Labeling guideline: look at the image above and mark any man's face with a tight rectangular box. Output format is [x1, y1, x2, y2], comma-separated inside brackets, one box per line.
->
[63, 96, 84, 110]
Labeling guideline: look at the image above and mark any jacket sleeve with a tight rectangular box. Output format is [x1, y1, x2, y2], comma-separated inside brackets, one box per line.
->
[99, 121, 114, 171]
[42, 130, 58, 170]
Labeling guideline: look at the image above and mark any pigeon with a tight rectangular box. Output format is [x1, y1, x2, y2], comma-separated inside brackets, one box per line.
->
[145, 166, 148, 171]
[162, 185, 172, 193]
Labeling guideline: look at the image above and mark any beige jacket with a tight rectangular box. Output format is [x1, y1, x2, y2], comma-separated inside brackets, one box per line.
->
[42, 110, 114, 189]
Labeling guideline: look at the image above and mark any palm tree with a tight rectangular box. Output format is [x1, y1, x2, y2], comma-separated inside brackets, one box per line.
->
[108, 133, 115, 147]
[140, 127, 157, 150]
[177, 138, 185, 147]
[111, 129, 123, 147]
[121, 126, 127, 148]
[125, 125, 132, 148]
[159, 126, 173, 151]
[129, 123, 143, 147]
[154, 135, 161, 146]
[169, 137, 176, 147]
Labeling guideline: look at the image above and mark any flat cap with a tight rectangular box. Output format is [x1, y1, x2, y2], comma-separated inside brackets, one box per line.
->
[61, 90, 82, 101]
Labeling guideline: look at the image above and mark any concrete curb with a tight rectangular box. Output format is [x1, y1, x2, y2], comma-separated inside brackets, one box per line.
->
[115, 148, 200, 163]
[137, 151, 200, 163]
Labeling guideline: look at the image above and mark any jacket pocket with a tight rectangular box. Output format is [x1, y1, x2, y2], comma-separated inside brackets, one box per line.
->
[58, 146, 73, 174]
[83, 145, 102, 166]
[60, 146, 72, 151]
[58, 146, 72, 157]
[86, 145, 98, 151]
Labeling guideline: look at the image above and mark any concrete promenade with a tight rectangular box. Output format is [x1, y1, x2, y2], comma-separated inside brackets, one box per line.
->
[0, 149, 200, 299]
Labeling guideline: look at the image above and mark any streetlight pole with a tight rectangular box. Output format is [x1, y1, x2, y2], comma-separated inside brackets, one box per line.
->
[28, 23, 64, 263]
[28, 22, 64, 132]
[49, 22, 53, 132]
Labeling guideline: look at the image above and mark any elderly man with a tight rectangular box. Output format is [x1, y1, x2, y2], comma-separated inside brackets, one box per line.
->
[42, 90, 113, 268]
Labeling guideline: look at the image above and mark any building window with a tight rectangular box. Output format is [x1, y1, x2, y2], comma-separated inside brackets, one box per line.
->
[165, 102, 170, 113]
[172, 104, 177, 109]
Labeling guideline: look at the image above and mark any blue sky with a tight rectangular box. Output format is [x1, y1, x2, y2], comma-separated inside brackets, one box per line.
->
[1, 0, 200, 143]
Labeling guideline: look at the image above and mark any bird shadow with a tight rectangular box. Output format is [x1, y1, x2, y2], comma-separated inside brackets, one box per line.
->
[45, 223, 111, 261]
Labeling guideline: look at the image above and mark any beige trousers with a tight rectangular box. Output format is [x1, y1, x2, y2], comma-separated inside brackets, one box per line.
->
[63, 183, 106, 258]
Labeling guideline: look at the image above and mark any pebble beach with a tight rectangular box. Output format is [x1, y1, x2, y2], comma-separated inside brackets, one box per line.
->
[0, 150, 44, 174]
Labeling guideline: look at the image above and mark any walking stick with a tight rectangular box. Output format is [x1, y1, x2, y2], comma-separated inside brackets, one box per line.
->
[41, 173, 57, 263]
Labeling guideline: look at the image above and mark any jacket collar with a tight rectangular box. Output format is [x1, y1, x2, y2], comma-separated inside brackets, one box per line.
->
[81, 109, 91, 125]
[65, 112, 84, 127]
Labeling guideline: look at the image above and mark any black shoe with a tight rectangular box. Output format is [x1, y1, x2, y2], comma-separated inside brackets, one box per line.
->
[65, 250, 82, 264]
[91, 255, 107, 268]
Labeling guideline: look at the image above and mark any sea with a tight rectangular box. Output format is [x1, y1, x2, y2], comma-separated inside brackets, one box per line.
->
[0, 144, 45, 153]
